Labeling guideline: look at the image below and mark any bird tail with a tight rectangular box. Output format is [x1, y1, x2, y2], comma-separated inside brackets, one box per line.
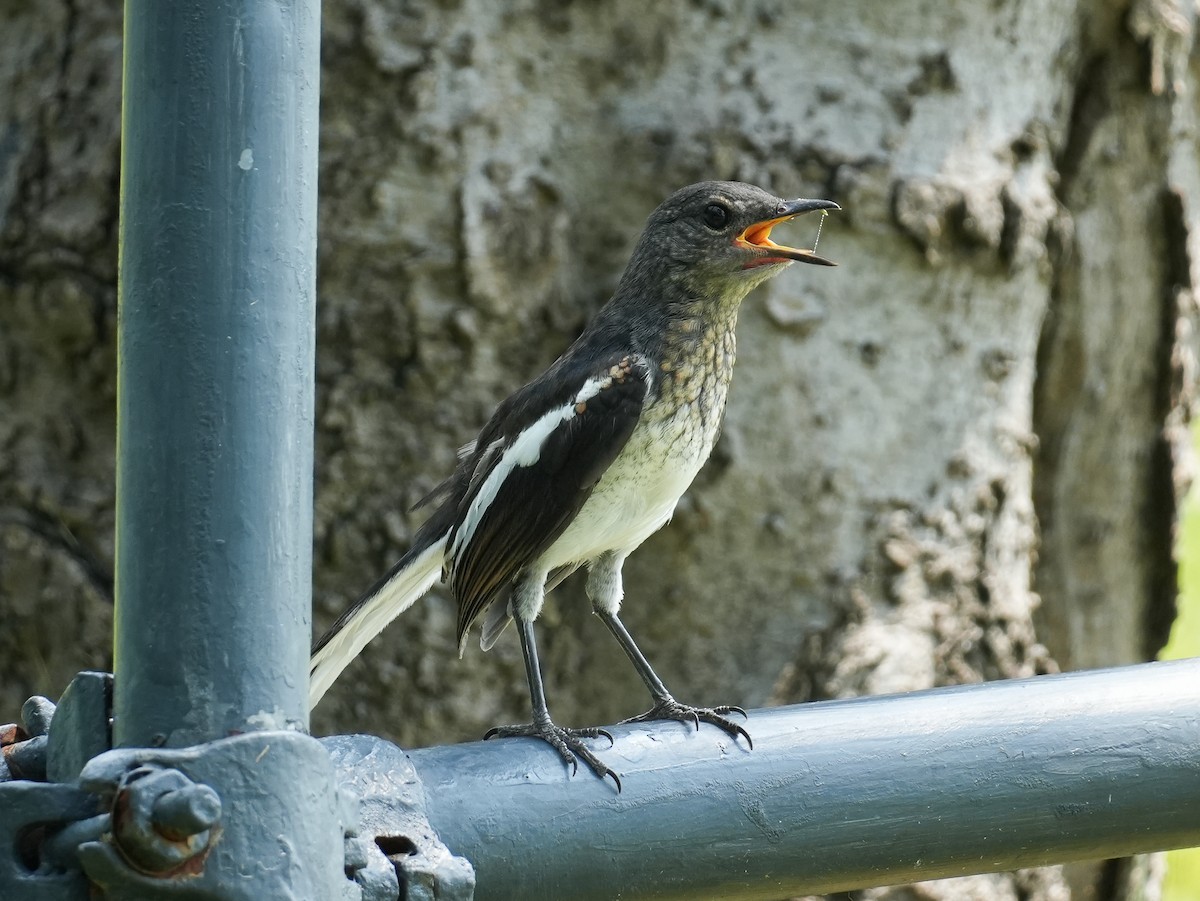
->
[309, 530, 448, 709]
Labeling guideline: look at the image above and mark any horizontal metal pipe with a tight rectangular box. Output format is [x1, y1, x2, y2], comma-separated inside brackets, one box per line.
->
[409, 658, 1200, 900]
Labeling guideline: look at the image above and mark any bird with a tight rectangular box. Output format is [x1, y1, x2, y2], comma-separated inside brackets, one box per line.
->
[310, 180, 838, 788]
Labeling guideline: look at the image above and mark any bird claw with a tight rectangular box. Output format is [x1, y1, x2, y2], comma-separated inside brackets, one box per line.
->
[623, 699, 753, 749]
[484, 720, 622, 791]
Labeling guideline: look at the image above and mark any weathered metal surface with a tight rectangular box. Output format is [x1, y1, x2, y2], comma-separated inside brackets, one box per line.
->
[108, 765, 221, 875]
[1, 682, 359, 900]
[115, 0, 321, 750]
[406, 657, 1200, 901]
[82, 0, 345, 894]
[76, 731, 355, 900]
[0, 779, 98, 901]
[46, 673, 111, 784]
[323, 734, 476, 901]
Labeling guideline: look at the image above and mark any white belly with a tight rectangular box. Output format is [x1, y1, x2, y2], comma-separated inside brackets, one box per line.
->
[537, 407, 715, 569]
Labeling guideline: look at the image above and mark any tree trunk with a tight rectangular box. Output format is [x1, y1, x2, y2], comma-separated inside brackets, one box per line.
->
[2, 2, 1193, 899]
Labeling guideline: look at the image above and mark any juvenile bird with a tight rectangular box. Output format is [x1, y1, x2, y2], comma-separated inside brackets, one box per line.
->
[311, 181, 838, 787]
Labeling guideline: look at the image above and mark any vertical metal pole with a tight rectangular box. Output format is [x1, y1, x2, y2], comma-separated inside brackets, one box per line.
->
[115, 0, 320, 748]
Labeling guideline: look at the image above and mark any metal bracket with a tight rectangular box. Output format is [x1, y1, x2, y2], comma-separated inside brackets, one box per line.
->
[323, 735, 475, 901]
[75, 731, 356, 900]
[1, 672, 112, 786]
[3, 675, 475, 900]
[2, 673, 363, 900]
[0, 777, 98, 901]
[1, 673, 110, 900]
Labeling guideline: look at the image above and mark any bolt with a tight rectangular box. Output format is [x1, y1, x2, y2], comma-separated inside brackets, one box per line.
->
[152, 783, 222, 840]
[4, 734, 48, 781]
[20, 697, 56, 737]
[112, 766, 221, 874]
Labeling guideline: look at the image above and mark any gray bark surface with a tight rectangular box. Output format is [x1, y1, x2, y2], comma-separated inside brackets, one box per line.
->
[2, 1, 1195, 899]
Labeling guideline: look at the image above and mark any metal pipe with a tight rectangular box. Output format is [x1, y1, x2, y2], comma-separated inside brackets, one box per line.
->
[410, 658, 1200, 900]
[115, 0, 320, 748]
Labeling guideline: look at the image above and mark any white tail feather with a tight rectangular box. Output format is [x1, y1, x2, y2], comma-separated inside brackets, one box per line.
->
[309, 535, 447, 709]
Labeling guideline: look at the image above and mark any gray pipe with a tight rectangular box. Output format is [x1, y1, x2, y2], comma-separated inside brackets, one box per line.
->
[115, 0, 320, 748]
[409, 658, 1200, 900]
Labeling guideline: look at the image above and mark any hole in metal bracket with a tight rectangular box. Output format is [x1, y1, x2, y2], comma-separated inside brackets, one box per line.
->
[15, 823, 49, 872]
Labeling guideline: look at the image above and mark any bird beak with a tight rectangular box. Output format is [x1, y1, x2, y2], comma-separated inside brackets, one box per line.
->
[736, 198, 840, 267]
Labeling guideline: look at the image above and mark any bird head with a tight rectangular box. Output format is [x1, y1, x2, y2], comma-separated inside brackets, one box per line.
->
[629, 181, 839, 297]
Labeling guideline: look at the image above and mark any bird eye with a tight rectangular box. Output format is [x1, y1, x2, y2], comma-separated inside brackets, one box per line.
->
[702, 202, 731, 230]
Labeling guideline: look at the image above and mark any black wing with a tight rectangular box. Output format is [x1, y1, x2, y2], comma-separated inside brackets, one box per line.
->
[446, 352, 650, 645]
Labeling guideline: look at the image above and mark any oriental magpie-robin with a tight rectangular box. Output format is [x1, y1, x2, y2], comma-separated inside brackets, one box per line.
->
[311, 181, 838, 788]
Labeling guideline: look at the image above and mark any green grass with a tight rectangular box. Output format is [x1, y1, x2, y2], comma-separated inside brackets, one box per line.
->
[1161, 436, 1200, 901]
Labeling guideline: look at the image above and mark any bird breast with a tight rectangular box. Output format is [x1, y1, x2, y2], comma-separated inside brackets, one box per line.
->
[539, 325, 736, 569]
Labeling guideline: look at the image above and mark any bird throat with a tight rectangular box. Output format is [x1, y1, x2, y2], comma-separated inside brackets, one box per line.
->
[653, 310, 738, 434]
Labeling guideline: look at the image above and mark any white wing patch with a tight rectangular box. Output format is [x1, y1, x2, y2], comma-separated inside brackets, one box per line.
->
[448, 373, 615, 571]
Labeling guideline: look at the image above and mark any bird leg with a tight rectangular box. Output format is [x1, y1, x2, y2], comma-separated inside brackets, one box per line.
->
[484, 615, 621, 790]
[596, 609, 753, 748]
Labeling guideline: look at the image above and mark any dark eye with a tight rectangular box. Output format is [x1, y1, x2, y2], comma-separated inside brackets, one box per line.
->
[702, 202, 730, 230]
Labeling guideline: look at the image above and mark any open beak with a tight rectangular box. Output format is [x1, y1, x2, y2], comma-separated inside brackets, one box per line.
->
[736, 198, 840, 267]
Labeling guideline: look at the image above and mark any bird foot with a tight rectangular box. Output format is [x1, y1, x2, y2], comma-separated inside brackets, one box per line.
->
[623, 698, 753, 748]
[484, 720, 621, 791]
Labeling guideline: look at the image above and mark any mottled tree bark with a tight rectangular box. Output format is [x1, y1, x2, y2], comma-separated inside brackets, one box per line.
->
[2, 1, 1194, 899]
